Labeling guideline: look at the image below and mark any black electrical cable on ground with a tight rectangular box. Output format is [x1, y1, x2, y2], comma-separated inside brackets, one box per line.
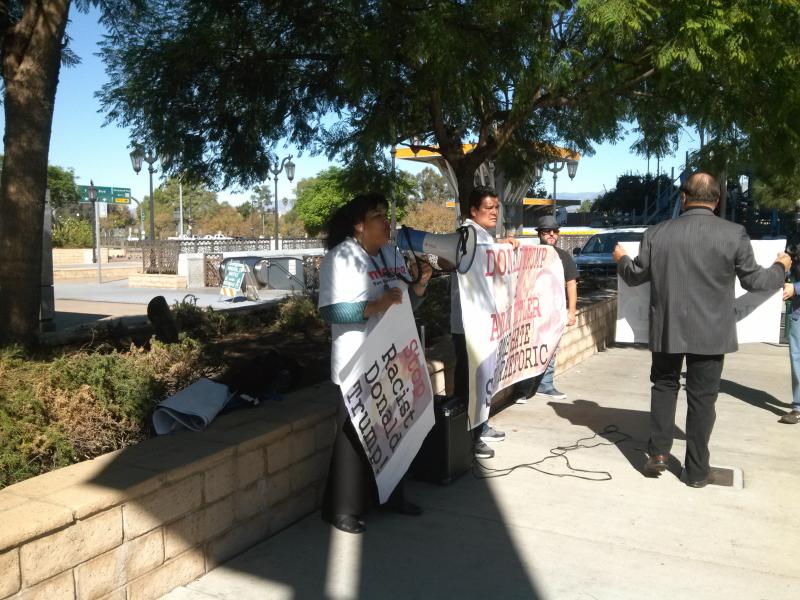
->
[472, 425, 641, 482]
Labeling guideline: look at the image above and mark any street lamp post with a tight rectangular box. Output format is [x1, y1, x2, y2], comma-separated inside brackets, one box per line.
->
[268, 155, 295, 248]
[542, 158, 578, 218]
[129, 146, 158, 240]
[88, 180, 102, 283]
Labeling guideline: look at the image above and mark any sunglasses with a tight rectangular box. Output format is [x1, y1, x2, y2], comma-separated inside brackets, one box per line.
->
[539, 229, 559, 234]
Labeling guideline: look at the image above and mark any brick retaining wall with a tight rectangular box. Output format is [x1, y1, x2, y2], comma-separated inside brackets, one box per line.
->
[0, 383, 339, 600]
[555, 293, 617, 375]
[52, 249, 109, 266]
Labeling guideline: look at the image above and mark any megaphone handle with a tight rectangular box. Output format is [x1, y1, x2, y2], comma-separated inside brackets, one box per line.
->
[396, 228, 423, 285]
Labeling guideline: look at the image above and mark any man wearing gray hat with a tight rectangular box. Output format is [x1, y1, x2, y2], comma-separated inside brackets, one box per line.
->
[516, 214, 578, 402]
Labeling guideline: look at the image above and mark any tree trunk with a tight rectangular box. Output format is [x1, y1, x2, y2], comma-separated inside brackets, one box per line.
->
[0, 0, 71, 345]
[454, 162, 476, 219]
[446, 148, 487, 219]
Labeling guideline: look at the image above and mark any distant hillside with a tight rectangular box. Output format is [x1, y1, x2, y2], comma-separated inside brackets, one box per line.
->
[557, 191, 602, 201]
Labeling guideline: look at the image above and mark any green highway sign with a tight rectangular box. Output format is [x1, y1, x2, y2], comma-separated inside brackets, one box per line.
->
[78, 185, 131, 204]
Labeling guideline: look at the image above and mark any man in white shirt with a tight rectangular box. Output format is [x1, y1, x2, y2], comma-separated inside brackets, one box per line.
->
[451, 185, 519, 459]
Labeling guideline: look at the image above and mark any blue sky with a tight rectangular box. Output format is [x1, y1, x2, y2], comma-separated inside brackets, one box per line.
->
[0, 7, 700, 212]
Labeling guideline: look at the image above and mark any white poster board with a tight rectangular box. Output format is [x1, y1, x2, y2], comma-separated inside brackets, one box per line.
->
[338, 294, 435, 503]
[459, 240, 566, 428]
[616, 239, 785, 344]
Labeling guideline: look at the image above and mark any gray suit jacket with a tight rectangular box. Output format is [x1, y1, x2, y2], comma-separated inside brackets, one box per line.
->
[617, 207, 785, 355]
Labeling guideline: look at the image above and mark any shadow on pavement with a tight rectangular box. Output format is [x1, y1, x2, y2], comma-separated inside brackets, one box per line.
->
[52, 310, 111, 329]
[547, 399, 686, 477]
[82, 409, 541, 598]
[719, 378, 792, 416]
[192, 473, 543, 599]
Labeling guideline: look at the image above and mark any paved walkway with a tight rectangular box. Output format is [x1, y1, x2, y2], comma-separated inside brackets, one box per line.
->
[50, 279, 290, 331]
[162, 343, 800, 599]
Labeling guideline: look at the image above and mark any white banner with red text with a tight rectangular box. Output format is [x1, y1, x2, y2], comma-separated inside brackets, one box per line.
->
[459, 240, 566, 429]
[338, 293, 435, 503]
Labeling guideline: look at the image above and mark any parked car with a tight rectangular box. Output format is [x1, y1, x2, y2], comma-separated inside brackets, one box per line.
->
[573, 228, 646, 279]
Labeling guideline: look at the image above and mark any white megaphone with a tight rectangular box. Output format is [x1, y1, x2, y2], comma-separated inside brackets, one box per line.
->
[396, 225, 477, 274]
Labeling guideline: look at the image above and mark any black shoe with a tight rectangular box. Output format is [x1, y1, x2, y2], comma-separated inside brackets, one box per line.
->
[644, 454, 668, 475]
[326, 514, 365, 534]
[686, 472, 714, 489]
[390, 500, 423, 517]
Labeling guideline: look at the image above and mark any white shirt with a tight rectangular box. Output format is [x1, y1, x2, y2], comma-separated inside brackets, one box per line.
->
[450, 219, 495, 334]
[318, 237, 409, 384]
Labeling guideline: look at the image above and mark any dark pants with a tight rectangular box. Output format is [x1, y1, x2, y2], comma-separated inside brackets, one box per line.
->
[321, 413, 406, 520]
[649, 352, 724, 481]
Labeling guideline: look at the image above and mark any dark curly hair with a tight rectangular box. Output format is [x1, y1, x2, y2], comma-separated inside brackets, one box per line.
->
[325, 192, 389, 250]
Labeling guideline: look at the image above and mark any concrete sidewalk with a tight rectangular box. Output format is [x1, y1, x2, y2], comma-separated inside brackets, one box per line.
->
[50, 279, 291, 332]
[163, 343, 800, 600]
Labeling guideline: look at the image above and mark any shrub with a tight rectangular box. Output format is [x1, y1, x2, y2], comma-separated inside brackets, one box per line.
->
[170, 301, 277, 339]
[272, 295, 325, 332]
[0, 347, 78, 487]
[0, 339, 212, 489]
[52, 216, 93, 248]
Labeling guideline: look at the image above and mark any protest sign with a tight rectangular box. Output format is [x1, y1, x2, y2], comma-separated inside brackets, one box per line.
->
[615, 239, 785, 344]
[338, 292, 435, 503]
[459, 240, 566, 429]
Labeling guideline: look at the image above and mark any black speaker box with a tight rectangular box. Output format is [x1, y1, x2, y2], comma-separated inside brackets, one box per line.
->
[411, 395, 473, 485]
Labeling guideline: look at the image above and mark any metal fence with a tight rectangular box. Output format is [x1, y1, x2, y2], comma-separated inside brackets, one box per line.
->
[141, 241, 181, 274]
[177, 238, 273, 254]
[204, 253, 224, 287]
[137, 237, 325, 278]
[282, 237, 325, 249]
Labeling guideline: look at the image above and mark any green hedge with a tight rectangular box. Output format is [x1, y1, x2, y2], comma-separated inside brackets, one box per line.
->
[52, 217, 93, 248]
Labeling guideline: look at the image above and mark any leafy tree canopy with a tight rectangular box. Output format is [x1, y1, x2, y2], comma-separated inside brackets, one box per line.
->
[593, 173, 675, 215]
[753, 168, 800, 213]
[280, 207, 306, 238]
[98, 1, 800, 214]
[294, 168, 349, 237]
[414, 167, 450, 204]
[526, 179, 549, 199]
[46, 164, 79, 208]
[294, 166, 415, 236]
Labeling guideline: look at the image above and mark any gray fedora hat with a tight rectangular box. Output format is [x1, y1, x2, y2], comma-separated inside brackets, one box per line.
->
[536, 215, 560, 230]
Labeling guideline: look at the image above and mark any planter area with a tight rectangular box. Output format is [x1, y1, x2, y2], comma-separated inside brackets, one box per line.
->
[0, 292, 617, 600]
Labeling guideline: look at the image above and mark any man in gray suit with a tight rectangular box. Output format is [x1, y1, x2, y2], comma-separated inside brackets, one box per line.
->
[612, 172, 791, 487]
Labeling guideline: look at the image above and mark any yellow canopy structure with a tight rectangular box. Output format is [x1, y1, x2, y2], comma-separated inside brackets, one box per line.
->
[396, 142, 579, 232]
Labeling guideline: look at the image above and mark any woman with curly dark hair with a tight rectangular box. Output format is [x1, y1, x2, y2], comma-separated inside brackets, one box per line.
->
[318, 192, 431, 533]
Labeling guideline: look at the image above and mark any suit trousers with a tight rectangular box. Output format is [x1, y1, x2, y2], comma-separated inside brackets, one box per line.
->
[649, 352, 724, 481]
